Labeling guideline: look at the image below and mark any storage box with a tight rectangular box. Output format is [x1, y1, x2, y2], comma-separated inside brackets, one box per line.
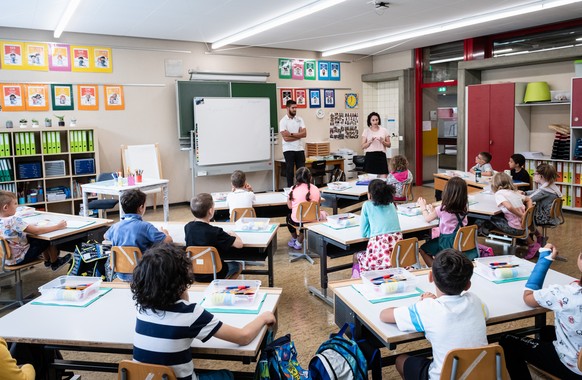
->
[550, 90, 570, 103]
[361, 268, 416, 295]
[235, 217, 270, 231]
[211, 192, 227, 202]
[205, 279, 261, 306]
[326, 213, 358, 228]
[74, 158, 95, 175]
[44, 160, 66, 177]
[474, 255, 529, 280]
[306, 142, 330, 157]
[39, 275, 101, 301]
[17, 162, 42, 180]
[327, 181, 351, 191]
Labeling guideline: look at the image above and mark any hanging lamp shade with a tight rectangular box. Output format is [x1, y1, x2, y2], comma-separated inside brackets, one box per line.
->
[523, 81, 551, 103]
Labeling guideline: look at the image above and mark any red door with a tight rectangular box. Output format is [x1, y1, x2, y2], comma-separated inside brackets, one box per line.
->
[467, 85, 491, 171]
[488, 83, 515, 170]
[572, 77, 582, 127]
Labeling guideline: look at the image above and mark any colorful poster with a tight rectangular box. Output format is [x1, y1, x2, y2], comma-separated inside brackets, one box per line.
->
[25, 84, 50, 111]
[330, 61, 341, 81]
[329, 112, 359, 140]
[51, 84, 74, 111]
[0, 84, 25, 111]
[292, 60, 304, 80]
[93, 47, 112, 73]
[104, 85, 124, 110]
[278, 58, 291, 79]
[49, 43, 71, 71]
[71, 46, 92, 72]
[324, 89, 335, 108]
[345, 93, 358, 109]
[304, 60, 316, 80]
[78, 84, 99, 110]
[294, 89, 307, 108]
[24, 43, 49, 71]
[318, 61, 329, 80]
[309, 89, 321, 108]
[1, 41, 24, 70]
[280, 89, 293, 108]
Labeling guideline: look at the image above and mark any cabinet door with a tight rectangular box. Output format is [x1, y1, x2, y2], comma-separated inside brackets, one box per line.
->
[572, 77, 582, 127]
[467, 84, 490, 170]
[489, 82, 515, 169]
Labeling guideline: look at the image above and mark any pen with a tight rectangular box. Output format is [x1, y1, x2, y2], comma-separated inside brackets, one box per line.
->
[370, 274, 393, 282]
[338, 215, 354, 220]
[225, 285, 250, 290]
[489, 262, 507, 266]
[491, 264, 519, 269]
[373, 278, 407, 285]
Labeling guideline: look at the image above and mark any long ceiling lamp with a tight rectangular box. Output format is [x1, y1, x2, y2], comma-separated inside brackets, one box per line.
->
[212, 0, 346, 50]
[54, 0, 81, 38]
[322, 0, 582, 56]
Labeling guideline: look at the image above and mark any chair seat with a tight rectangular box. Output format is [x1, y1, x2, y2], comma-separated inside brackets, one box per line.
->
[5, 258, 44, 271]
[88, 199, 119, 209]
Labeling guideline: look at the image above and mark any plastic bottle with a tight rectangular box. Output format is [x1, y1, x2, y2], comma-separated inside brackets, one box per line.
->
[37, 186, 44, 202]
[475, 168, 481, 183]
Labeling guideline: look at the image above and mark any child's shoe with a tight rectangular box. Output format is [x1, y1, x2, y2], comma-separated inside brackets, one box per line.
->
[44, 260, 51, 268]
[287, 238, 297, 248]
[351, 263, 361, 279]
[51, 253, 72, 271]
[291, 241, 302, 250]
[525, 242, 541, 260]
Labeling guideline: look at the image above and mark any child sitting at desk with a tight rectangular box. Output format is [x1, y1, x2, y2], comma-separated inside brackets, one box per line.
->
[525, 163, 562, 246]
[417, 177, 475, 267]
[386, 155, 413, 201]
[509, 153, 531, 187]
[226, 170, 255, 215]
[131, 243, 276, 380]
[0, 337, 35, 380]
[104, 189, 172, 281]
[380, 249, 488, 380]
[352, 179, 402, 278]
[286, 167, 322, 251]
[469, 151, 493, 176]
[500, 243, 582, 379]
[185, 193, 243, 282]
[0, 190, 71, 271]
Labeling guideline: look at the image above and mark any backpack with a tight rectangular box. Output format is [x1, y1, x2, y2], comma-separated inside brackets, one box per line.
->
[255, 332, 310, 380]
[309, 323, 381, 380]
[330, 168, 346, 182]
[67, 241, 109, 280]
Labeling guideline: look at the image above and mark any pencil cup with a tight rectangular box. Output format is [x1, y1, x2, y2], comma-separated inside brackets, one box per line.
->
[18, 197, 25, 204]
[127, 176, 135, 186]
[136, 175, 142, 183]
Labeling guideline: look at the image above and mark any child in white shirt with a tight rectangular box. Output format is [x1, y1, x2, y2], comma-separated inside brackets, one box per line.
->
[226, 170, 255, 216]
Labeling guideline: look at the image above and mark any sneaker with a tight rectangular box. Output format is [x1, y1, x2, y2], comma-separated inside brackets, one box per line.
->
[537, 235, 544, 246]
[525, 242, 541, 260]
[287, 238, 297, 248]
[44, 260, 51, 268]
[291, 241, 302, 250]
[51, 253, 72, 271]
[351, 264, 361, 279]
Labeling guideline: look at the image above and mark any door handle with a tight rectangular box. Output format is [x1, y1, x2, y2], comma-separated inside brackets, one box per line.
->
[489, 140, 493, 145]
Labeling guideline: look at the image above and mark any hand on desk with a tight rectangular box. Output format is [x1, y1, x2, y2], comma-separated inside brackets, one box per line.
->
[420, 292, 436, 300]
[260, 311, 277, 327]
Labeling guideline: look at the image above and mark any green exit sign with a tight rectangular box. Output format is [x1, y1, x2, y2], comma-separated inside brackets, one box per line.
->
[438, 87, 447, 93]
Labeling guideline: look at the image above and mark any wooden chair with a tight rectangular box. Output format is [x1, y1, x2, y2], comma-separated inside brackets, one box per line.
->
[110, 246, 143, 280]
[186, 246, 222, 281]
[454, 225, 479, 260]
[390, 237, 421, 269]
[440, 344, 509, 380]
[538, 197, 565, 245]
[291, 201, 320, 264]
[394, 182, 414, 204]
[230, 207, 256, 222]
[118, 359, 176, 380]
[0, 238, 44, 310]
[489, 206, 536, 255]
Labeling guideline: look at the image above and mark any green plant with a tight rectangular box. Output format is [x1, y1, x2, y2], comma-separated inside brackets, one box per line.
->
[19, 118, 27, 123]
[32, 119, 39, 123]
[54, 115, 65, 121]
[45, 117, 51, 122]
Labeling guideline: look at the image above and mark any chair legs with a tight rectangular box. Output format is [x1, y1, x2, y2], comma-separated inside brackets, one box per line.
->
[289, 233, 315, 264]
[0, 270, 32, 311]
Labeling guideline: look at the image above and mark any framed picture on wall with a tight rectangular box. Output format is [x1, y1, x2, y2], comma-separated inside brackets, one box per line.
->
[48, 43, 71, 71]
[280, 88, 293, 108]
[93, 47, 113, 73]
[292, 60, 304, 80]
[0, 84, 25, 111]
[51, 84, 74, 111]
[104, 85, 124, 110]
[71, 46, 92, 72]
[309, 89, 321, 108]
[24, 43, 49, 71]
[1, 41, 24, 70]
[25, 84, 49, 111]
[278, 58, 292, 79]
[318, 61, 329, 80]
[304, 60, 316, 80]
[294, 89, 307, 108]
[324, 89, 335, 108]
[77, 84, 99, 110]
[330, 61, 341, 81]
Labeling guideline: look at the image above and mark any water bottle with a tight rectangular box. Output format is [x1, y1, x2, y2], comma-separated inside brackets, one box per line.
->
[475, 168, 481, 183]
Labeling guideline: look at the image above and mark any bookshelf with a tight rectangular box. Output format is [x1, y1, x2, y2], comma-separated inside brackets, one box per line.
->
[0, 127, 99, 215]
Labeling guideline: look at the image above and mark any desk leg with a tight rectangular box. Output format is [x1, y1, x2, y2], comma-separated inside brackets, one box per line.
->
[275, 161, 281, 191]
[307, 233, 334, 305]
[118, 191, 126, 220]
[267, 240, 274, 287]
[162, 184, 170, 222]
[82, 191, 89, 217]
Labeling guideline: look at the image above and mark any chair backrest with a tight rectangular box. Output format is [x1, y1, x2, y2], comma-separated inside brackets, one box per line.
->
[578, 348, 582, 371]
[403, 182, 413, 201]
[118, 359, 177, 380]
[110, 246, 143, 274]
[296, 201, 320, 224]
[549, 197, 565, 225]
[230, 207, 256, 222]
[0, 238, 12, 261]
[454, 225, 478, 253]
[440, 344, 509, 380]
[521, 206, 536, 234]
[390, 237, 420, 268]
[186, 246, 222, 280]
[353, 155, 365, 168]
[97, 172, 116, 182]
[311, 160, 326, 175]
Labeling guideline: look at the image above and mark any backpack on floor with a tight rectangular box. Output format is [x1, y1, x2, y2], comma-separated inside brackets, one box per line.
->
[309, 323, 381, 380]
[67, 240, 109, 280]
[255, 332, 310, 380]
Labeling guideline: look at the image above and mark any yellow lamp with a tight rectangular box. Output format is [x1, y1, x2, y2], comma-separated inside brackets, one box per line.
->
[523, 82, 551, 103]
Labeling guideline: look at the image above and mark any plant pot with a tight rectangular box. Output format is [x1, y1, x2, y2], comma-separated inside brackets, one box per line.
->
[45, 121, 52, 127]
[19, 123, 28, 128]
[32, 123, 39, 128]
[5, 121, 13, 128]
[58, 121, 65, 127]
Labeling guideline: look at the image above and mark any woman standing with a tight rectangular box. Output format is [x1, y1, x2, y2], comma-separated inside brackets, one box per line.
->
[361, 112, 390, 178]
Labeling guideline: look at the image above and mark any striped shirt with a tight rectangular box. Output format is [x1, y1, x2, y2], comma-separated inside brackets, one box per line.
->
[133, 300, 222, 380]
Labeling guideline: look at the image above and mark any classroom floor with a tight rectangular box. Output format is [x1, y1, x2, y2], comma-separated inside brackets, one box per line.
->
[1, 185, 580, 379]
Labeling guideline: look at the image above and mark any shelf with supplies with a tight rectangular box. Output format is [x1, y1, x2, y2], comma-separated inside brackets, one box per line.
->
[0, 127, 99, 215]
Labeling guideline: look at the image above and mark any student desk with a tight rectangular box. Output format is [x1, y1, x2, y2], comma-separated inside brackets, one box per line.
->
[0, 282, 281, 379]
[433, 171, 529, 194]
[330, 263, 575, 367]
[320, 180, 369, 215]
[213, 191, 289, 219]
[275, 158, 344, 190]
[151, 221, 278, 287]
[81, 178, 170, 222]
[23, 211, 113, 245]
[306, 214, 438, 305]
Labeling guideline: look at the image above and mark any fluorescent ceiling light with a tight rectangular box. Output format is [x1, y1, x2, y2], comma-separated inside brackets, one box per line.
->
[429, 56, 463, 64]
[577, 37, 582, 41]
[212, 0, 346, 50]
[322, 0, 582, 56]
[54, 0, 81, 38]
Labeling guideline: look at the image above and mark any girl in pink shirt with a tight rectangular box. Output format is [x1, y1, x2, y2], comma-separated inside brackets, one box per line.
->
[286, 167, 321, 250]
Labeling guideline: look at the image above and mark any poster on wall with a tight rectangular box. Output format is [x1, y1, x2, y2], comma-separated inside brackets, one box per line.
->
[93, 47, 113, 73]
[324, 89, 335, 108]
[71, 46, 92, 72]
[104, 85, 125, 110]
[329, 112, 359, 140]
[345, 93, 358, 109]
[51, 84, 74, 111]
[24, 43, 49, 71]
[304, 60, 316, 80]
[280, 88, 293, 108]
[309, 89, 321, 108]
[330, 61, 341, 81]
[1, 41, 24, 70]
[0, 84, 25, 111]
[292, 60, 304, 80]
[318, 61, 329, 80]
[49, 43, 71, 71]
[278, 58, 291, 79]
[25, 84, 49, 111]
[77, 84, 99, 110]
[294, 89, 307, 108]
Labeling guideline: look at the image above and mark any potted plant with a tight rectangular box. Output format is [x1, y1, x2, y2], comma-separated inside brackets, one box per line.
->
[31, 119, 39, 127]
[5, 120, 13, 129]
[45, 117, 52, 127]
[54, 115, 65, 127]
[19, 119, 28, 128]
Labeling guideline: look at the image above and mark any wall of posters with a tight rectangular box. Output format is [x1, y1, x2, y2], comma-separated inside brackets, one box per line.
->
[329, 112, 359, 140]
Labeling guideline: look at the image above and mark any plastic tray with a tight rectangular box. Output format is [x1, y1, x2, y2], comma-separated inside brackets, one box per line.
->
[235, 217, 270, 231]
[474, 255, 529, 280]
[211, 192, 228, 202]
[327, 213, 358, 228]
[205, 279, 261, 306]
[361, 268, 416, 295]
[39, 275, 102, 302]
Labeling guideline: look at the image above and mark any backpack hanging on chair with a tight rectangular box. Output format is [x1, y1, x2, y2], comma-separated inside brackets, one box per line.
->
[67, 240, 109, 280]
[255, 332, 310, 380]
[330, 168, 346, 182]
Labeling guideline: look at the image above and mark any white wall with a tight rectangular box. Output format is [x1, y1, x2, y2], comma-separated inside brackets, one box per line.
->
[0, 28, 372, 203]
[372, 50, 414, 72]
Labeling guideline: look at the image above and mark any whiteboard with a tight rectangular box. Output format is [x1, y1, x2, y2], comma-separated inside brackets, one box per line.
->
[194, 97, 270, 166]
[121, 144, 161, 179]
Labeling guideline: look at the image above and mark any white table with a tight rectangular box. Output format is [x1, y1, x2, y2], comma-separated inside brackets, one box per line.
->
[0, 283, 281, 379]
[330, 261, 574, 365]
[81, 178, 170, 222]
[320, 180, 369, 214]
[22, 211, 113, 245]
[151, 221, 279, 286]
[213, 191, 288, 213]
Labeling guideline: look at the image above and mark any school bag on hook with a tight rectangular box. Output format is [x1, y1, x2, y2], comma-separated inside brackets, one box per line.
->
[255, 332, 310, 380]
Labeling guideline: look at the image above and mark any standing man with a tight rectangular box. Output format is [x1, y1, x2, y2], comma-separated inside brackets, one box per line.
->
[280, 100, 307, 187]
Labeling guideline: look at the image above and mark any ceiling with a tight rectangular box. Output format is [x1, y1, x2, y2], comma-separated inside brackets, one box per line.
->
[0, 0, 581, 57]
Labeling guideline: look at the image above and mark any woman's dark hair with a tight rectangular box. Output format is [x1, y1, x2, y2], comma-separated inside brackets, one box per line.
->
[441, 177, 468, 215]
[368, 179, 395, 206]
[367, 112, 381, 127]
[131, 243, 192, 314]
[289, 167, 313, 202]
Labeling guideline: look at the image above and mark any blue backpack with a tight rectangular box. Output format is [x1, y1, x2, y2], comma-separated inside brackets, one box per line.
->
[255, 332, 310, 380]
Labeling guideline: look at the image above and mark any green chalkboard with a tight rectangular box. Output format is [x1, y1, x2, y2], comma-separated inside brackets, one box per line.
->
[231, 82, 278, 133]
